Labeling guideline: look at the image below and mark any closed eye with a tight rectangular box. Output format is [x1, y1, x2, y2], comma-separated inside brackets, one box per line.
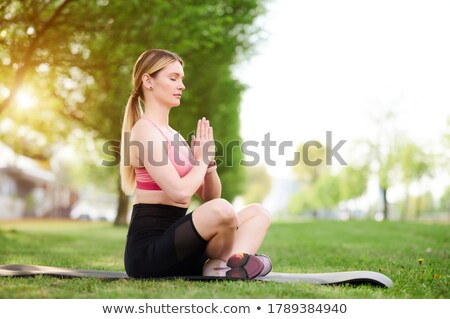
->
[169, 72, 184, 81]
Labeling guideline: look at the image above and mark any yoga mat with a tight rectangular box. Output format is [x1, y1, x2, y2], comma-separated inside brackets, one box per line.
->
[0, 264, 393, 287]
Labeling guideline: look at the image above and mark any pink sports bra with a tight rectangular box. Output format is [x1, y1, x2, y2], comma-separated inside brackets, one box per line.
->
[135, 118, 193, 190]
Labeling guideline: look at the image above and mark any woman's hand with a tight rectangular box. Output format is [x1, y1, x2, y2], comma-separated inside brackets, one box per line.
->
[191, 117, 215, 165]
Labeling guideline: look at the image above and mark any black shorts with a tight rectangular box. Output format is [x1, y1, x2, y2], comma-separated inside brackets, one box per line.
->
[124, 203, 208, 278]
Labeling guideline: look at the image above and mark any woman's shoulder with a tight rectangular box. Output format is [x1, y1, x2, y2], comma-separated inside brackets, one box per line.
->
[131, 118, 164, 142]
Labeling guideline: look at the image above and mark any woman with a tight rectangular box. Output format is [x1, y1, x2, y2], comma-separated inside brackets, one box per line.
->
[121, 49, 271, 279]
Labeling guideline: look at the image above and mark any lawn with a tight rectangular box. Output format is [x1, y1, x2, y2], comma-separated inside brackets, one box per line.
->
[0, 219, 448, 298]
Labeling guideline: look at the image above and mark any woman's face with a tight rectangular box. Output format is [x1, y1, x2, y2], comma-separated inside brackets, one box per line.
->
[151, 61, 185, 107]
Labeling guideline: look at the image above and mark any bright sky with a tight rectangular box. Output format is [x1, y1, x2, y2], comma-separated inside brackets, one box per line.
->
[235, 0, 450, 180]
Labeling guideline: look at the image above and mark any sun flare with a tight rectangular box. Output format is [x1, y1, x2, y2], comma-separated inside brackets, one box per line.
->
[16, 89, 36, 109]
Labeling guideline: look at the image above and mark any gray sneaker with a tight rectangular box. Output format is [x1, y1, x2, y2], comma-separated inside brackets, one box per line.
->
[226, 253, 264, 279]
[255, 253, 272, 277]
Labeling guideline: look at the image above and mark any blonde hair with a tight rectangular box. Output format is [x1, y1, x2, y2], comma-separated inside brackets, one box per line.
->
[120, 49, 184, 195]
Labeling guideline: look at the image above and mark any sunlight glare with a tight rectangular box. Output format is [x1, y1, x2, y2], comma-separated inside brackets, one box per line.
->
[0, 87, 10, 98]
[16, 90, 36, 109]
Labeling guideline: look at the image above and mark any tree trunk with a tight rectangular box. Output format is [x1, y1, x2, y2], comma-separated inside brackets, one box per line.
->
[381, 187, 389, 221]
[114, 176, 129, 226]
[346, 206, 353, 220]
[415, 196, 421, 220]
[402, 184, 410, 220]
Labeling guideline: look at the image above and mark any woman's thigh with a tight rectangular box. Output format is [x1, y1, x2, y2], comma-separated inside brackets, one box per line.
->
[235, 203, 271, 226]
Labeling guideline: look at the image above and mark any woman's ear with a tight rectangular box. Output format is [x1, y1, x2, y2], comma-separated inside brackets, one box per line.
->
[142, 73, 153, 90]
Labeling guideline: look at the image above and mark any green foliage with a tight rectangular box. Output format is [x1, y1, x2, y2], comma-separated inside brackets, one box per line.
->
[289, 131, 436, 220]
[288, 186, 312, 215]
[288, 143, 368, 215]
[314, 173, 341, 209]
[439, 186, 450, 212]
[395, 139, 435, 219]
[289, 141, 332, 215]
[363, 109, 439, 221]
[292, 141, 329, 184]
[377, 148, 398, 190]
[337, 165, 368, 201]
[398, 141, 433, 184]
[414, 191, 436, 215]
[288, 173, 341, 215]
[443, 116, 450, 151]
[0, 0, 109, 155]
[242, 165, 272, 204]
[395, 191, 437, 218]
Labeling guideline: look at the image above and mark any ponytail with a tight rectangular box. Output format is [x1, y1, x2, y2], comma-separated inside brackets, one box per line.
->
[120, 94, 142, 195]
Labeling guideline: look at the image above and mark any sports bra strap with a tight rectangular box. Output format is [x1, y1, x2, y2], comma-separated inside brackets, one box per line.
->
[141, 117, 170, 141]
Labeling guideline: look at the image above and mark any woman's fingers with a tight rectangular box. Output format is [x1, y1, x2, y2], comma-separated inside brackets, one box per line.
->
[196, 117, 214, 141]
[193, 117, 216, 163]
[209, 126, 213, 141]
[198, 117, 207, 139]
[203, 118, 208, 139]
[197, 119, 202, 140]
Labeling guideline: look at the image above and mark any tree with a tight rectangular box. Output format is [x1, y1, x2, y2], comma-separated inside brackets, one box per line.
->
[288, 185, 317, 216]
[364, 108, 402, 221]
[0, 0, 76, 114]
[337, 165, 368, 201]
[361, 92, 406, 221]
[0, 0, 116, 114]
[288, 173, 340, 217]
[412, 191, 435, 217]
[291, 141, 330, 218]
[398, 140, 434, 219]
[437, 116, 450, 172]
[376, 149, 398, 220]
[337, 164, 369, 218]
[314, 173, 341, 210]
[292, 141, 328, 184]
[242, 165, 272, 205]
[439, 185, 450, 214]
[0, 0, 107, 158]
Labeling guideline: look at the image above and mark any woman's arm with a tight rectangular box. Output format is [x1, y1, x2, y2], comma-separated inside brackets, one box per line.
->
[196, 165, 222, 201]
[133, 120, 208, 204]
[201, 169, 222, 200]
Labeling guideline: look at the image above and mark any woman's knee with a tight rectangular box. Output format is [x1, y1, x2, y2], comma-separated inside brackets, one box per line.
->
[209, 198, 238, 228]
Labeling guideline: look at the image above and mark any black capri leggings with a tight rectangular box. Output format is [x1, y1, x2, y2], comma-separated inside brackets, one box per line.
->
[124, 203, 208, 278]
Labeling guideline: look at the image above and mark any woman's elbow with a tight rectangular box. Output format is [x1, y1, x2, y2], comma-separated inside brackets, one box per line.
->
[170, 190, 191, 205]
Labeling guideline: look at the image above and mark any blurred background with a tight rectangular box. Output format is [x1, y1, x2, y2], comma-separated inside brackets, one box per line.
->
[1, 0, 449, 225]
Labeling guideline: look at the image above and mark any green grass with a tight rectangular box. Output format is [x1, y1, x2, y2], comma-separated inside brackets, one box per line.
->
[0, 219, 448, 298]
